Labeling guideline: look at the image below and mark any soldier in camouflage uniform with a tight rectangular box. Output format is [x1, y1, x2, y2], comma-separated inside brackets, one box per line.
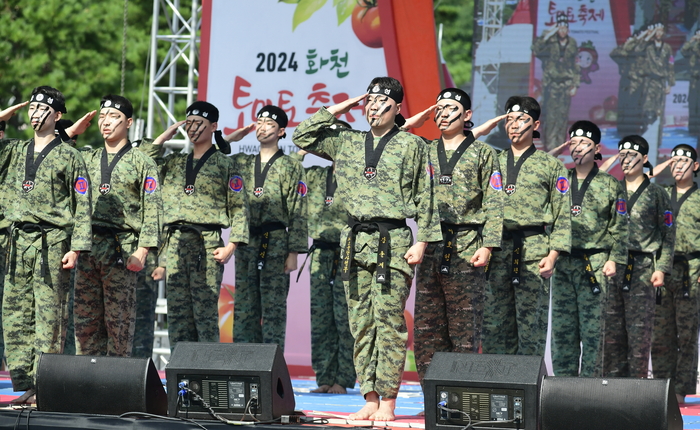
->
[293, 77, 442, 421]
[603, 135, 675, 378]
[551, 121, 628, 377]
[640, 23, 675, 126]
[290, 144, 355, 394]
[532, 12, 580, 150]
[230, 106, 307, 351]
[481, 96, 571, 357]
[610, 32, 647, 135]
[681, 31, 700, 135]
[0, 87, 92, 402]
[411, 89, 503, 386]
[73, 95, 163, 357]
[0, 120, 8, 367]
[141, 101, 250, 350]
[651, 144, 700, 404]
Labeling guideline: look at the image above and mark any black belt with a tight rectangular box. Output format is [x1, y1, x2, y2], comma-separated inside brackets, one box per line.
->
[250, 222, 286, 271]
[439, 222, 482, 276]
[569, 248, 608, 295]
[342, 217, 407, 299]
[10, 222, 60, 284]
[164, 223, 222, 271]
[673, 252, 700, 300]
[92, 225, 135, 268]
[502, 226, 545, 286]
[622, 250, 653, 293]
[297, 239, 341, 285]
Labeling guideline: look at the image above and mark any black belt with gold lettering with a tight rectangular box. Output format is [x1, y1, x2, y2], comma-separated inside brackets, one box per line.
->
[297, 239, 341, 285]
[622, 250, 653, 292]
[502, 226, 546, 286]
[342, 217, 407, 298]
[10, 221, 60, 284]
[673, 252, 700, 300]
[165, 223, 222, 271]
[439, 222, 482, 276]
[570, 248, 608, 295]
[250, 222, 286, 271]
[92, 225, 135, 268]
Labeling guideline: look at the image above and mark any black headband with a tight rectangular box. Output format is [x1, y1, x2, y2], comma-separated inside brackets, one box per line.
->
[186, 101, 219, 123]
[100, 98, 132, 119]
[368, 84, 403, 104]
[257, 105, 288, 128]
[671, 146, 697, 161]
[30, 91, 66, 114]
[436, 88, 471, 110]
[569, 120, 601, 145]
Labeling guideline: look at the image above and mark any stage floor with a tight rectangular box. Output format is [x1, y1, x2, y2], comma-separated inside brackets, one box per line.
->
[0, 371, 699, 429]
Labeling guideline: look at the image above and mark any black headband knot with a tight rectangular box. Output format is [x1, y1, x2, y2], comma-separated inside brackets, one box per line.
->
[30, 92, 66, 114]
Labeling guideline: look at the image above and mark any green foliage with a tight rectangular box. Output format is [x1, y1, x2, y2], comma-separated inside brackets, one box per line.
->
[434, 0, 473, 88]
[0, 0, 152, 146]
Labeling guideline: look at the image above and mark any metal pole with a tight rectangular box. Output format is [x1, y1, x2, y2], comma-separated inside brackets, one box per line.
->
[146, 0, 160, 137]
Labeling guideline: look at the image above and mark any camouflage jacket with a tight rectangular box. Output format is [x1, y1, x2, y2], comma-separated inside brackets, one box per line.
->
[80, 144, 163, 249]
[665, 184, 700, 256]
[610, 39, 646, 88]
[625, 178, 675, 273]
[641, 41, 675, 85]
[139, 142, 250, 250]
[497, 147, 571, 259]
[681, 39, 700, 80]
[426, 136, 503, 250]
[290, 151, 344, 244]
[3, 138, 92, 250]
[292, 107, 442, 244]
[231, 151, 308, 254]
[532, 34, 580, 87]
[568, 167, 629, 264]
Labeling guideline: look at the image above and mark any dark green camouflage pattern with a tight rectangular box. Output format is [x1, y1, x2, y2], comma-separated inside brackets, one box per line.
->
[640, 41, 675, 123]
[681, 38, 700, 134]
[132, 252, 159, 358]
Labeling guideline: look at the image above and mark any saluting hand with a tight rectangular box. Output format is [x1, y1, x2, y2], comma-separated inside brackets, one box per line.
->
[225, 123, 256, 143]
[0, 101, 29, 122]
[471, 114, 506, 140]
[403, 104, 437, 129]
[153, 120, 186, 146]
[327, 93, 367, 116]
[66, 110, 97, 138]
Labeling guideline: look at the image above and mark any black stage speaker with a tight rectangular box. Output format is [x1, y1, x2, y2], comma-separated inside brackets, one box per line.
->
[424, 353, 546, 430]
[35, 353, 167, 416]
[539, 376, 683, 430]
[165, 342, 295, 421]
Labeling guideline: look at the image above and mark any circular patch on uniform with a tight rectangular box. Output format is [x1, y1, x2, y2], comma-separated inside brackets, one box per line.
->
[490, 171, 503, 190]
[297, 181, 308, 197]
[556, 176, 569, 194]
[74, 177, 88, 195]
[426, 161, 434, 180]
[229, 175, 243, 192]
[144, 176, 158, 194]
[616, 199, 627, 215]
[664, 210, 674, 227]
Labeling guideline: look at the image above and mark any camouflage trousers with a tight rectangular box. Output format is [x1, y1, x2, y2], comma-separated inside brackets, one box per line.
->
[542, 79, 574, 150]
[131, 252, 159, 358]
[309, 246, 356, 388]
[651, 258, 700, 395]
[641, 77, 666, 124]
[74, 234, 138, 356]
[165, 230, 224, 349]
[0, 231, 8, 363]
[414, 240, 484, 384]
[482, 238, 549, 356]
[343, 228, 412, 399]
[551, 252, 609, 377]
[602, 256, 655, 378]
[4, 230, 70, 391]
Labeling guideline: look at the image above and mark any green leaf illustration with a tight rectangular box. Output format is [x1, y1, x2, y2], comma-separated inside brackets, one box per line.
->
[335, 0, 355, 25]
[292, 0, 328, 31]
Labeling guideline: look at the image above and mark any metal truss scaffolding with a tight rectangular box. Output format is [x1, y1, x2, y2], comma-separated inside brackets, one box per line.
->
[479, 0, 505, 94]
[146, 0, 200, 151]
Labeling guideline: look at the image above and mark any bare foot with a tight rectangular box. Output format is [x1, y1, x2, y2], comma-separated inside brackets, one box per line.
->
[311, 385, 330, 393]
[327, 383, 347, 394]
[11, 388, 35, 405]
[370, 397, 396, 421]
[677, 394, 685, 405]
[349, 392, 379, 420]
